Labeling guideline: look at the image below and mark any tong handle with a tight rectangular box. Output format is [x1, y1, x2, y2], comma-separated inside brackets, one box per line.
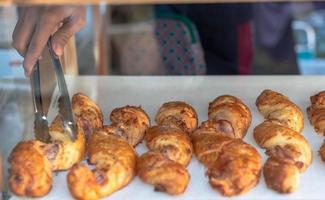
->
[30, 61, 44, 116]
[47, 35, 77, 141]
[30, 61, 50, 142]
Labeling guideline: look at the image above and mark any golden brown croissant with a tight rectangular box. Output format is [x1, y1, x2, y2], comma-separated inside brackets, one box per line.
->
[67, 129, 136, 200]
[307, 91, 325, 162]
[136, 151, 189, 195]
[144, 125, 193, 167]
[263, 157, 299, 193]
[192, 127, 262, 197]
[256, 89, 304, 133]
[9, 118, 86, 197]
[254, 89, 312, 193]
[110, 105, 150, 146]
[190, 95, 261, 196]
[8, 141, 52, 197]
[254, 121, 312, 172]
[307, 91, 325, 134]
[320, 142, 325, 162]
[208, 95, 251, 138]
[155, 101, 198, 133]
[48, 116, 86, 170]
[137, 101, 195, 195]
[72, 93, 103, 139]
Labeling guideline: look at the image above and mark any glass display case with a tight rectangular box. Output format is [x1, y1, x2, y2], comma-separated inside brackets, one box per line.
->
[1, 1, 325, 200]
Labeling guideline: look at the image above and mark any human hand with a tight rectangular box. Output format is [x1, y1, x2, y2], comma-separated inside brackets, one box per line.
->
[12, 6, 86, 76]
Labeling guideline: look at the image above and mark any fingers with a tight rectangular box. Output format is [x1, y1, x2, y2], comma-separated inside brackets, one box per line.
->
[12, 7, 39, 57]
[52, 7, 86, 56]
[23, 9, 62, 76]
[11, 6, 87, 77]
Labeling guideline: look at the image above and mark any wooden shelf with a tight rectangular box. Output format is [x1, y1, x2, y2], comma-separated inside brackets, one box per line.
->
[1, 0, 324, 6]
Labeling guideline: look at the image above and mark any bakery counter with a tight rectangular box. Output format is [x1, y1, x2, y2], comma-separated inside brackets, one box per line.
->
[1, 75, 325, 200]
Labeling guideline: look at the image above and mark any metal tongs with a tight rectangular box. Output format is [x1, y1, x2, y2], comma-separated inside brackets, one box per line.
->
[30, 35, 77, 143]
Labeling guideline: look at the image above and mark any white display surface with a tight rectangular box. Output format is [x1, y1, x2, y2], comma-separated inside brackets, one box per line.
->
[10, 76, 325, 200]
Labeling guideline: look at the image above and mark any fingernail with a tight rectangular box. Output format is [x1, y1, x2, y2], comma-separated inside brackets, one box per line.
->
[23, 61, 32, 77]
[53, 44, 63, 57]
[24, 70, 30, 77]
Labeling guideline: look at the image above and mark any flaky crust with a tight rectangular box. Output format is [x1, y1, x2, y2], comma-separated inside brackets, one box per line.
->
[208, 95, 251, 139]
[191, 128, 233, 167]
[191, 129, 261, 196]
[155, 101, 198, 133]
[263, 157, 299, 194]
[319, 141, 325, 162]
[67, 130, 136, 200]
[9, 117, 86, 197]
[144, 125, 193, 167]
[110, 105, 150, 146]
[72, 93, 103, 139]
[48, 116, 86, 171]
[254, 90, 312, 194]
[191, 129, 262, 196]
[256, 89, 304, 133]
[254, 121, 312, 172]
[307, 91, 325, 135]
[8, 141, 52, 197]
[136, 151, 189, 195]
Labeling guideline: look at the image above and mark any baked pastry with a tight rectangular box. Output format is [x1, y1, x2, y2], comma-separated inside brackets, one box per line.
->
[9, 117, 86, 197]
[256, 89, 303, 133]
[190, 95, 261, 196]
[155, 101, 198, 133]
[208, 95, 251, 138]
[67, 129, 136, 200]
[254, 89, 312, 193]
[72, 93, 103, 139]
[254, 121, 312, 172]
[307, 91, 325, 162]
[263, 157, 299, 193]
[8, 141, 52, 197]
[307, 91, 325, 135]
[47, 116, 86, 170]
[136, 151, 189, 195]
[137, 101, 195, 195]
[110, 105, 150, 146]
[192, 127, 261, 196]
[144, 125, 193, 167]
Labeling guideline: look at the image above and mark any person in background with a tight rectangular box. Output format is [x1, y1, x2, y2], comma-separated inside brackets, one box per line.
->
[12, 4, 315, 76]
[252, 3, 300, 74]
[156, 4, 253, 75]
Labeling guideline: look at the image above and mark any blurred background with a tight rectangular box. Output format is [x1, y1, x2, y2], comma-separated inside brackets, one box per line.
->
[1, 3, 325, 77]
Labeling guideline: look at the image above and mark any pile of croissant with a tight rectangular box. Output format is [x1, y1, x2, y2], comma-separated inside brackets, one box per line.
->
[8, 89, 319, 199]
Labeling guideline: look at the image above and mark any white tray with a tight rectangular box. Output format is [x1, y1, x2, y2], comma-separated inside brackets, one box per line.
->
[10, 76, 325, 200]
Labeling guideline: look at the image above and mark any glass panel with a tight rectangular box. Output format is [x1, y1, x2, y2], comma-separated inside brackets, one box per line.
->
[1, 3, 325, 199]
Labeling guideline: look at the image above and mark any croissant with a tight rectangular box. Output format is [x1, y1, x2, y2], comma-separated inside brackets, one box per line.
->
[191, 95, 261, 197]
[208, 95, 251, 138]
[254, 121, 312, 172]
[8, 141, 52, 197]
[137, 101, 196, 195]
[144, 125, 193, 167]
[191, 128, 262, 196]
[307, 91, 325, 162]
[254, 89, 312, 193]
[256, 89, 304, 133]
[110, 105, 150, 146]
[263, 157, 299, 193]
[155, 101, 198, 133]
[136, 151, 189, 195]
[9, 118, 86, 197]
[67, 129, 136, 200]
[72, 93, 103, 139]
